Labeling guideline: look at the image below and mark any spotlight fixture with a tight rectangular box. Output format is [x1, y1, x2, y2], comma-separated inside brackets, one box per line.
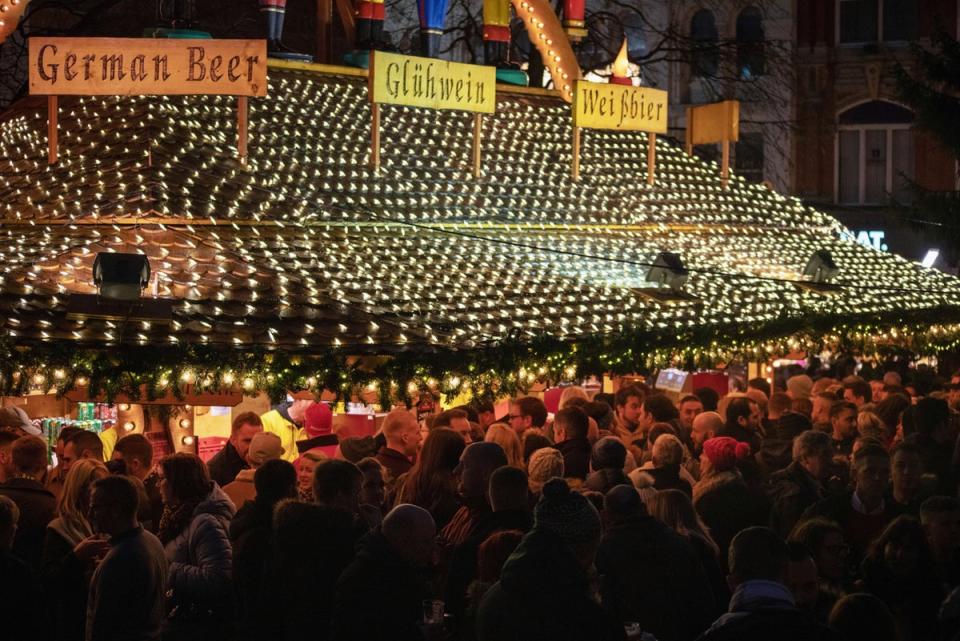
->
[803, 250, 839, 284]
[646, 252, 688, 292]
[92, 252, 150, 301]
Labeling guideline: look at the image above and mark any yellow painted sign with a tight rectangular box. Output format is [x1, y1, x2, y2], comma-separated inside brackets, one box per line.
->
[28, 37, 267, 97]
[369, 51, 496, 114]
[688, 100, 740, 145]
[572, 80, 668, 133]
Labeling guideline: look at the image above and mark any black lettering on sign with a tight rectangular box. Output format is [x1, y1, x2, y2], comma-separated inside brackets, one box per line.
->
[153, 55, 170, 81]
[130, 55, 147, 81]
[37, 43, 58, 83]
[188, 47, 206, 81]
[101, 54, 125, 81]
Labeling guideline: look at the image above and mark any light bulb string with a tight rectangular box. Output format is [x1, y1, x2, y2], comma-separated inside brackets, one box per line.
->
[353, 209, 960, 298]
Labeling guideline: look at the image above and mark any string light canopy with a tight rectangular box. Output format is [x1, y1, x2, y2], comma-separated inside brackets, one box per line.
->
[1, 65, 960, 402]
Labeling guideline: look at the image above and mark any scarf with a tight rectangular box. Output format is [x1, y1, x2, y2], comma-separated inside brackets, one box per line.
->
[158, 499, 202, 545]
[298, 485, 314, 503]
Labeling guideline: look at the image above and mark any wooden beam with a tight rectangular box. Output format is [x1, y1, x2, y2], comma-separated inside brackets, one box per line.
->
[47, 95, 58, 165]
[333, 0, 357, 49]
[316, 0, 334, 63]
[571, 126, 581, 180]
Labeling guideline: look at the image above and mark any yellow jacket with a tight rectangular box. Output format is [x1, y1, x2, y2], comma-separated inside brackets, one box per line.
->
[260, 408, 303, 462]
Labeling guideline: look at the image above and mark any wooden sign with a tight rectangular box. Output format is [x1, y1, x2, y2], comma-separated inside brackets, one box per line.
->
[686, 100, 740, 188]
[572, 80, 668, 133]
[29, 37, 267, 96]
[571, 80, 668, 183]
[368, 51, 495, 177]
[28, 37, 265, 166]
[369, 50, 496, 114]
[687, 100, 739, 146]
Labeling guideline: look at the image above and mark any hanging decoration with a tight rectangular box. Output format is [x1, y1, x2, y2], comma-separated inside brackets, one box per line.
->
[5, 309, 960, 407]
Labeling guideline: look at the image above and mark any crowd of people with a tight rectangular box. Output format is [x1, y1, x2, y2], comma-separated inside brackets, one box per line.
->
[2, 368, 960, 641]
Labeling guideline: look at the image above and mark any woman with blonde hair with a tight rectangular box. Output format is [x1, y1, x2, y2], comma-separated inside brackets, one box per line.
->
[295, 448, 328, 502]
[558, 386, 589, 409]
[485, 423, 524, 468]
[647, 488, 727, 607]
[41, 458, 110, 641]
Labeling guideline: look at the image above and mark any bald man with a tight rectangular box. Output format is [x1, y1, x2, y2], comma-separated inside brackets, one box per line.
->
[376, 408, 422, 484]
[332, 504, 436, 641]
[691, 411, 723, 456]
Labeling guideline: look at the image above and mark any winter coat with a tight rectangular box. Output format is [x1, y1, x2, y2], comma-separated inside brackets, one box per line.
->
[331, 529, 432, 641]
[597, 514, 718, 641]
[696, 580, 839, 641]
[41, 525, 92, 641]
[86, 526, 167, 641]
[693, 472, 770, 572]
[261, 404, 304, 463]
[476, 529, 626, 641]
[205, 441, 248, 488]
[269, 501, 358, 641]
[228, 498, 275, 641]
[584, 468, 633, 494]
[756, 412, 810, 476]
[0, 477, 56, 572]
[637, 465, 693, 496]
[767, 461, 825, 539]
[0, 549, 45, 641]
[444, 508, 533, 624]
[163, 485, 235, 617]
[556, 437, 592, 480]
[221, 469, 257, 509]
[376, 446, 413, 484]
[801, 492, 904, 568]
[859, 556, 943, 641]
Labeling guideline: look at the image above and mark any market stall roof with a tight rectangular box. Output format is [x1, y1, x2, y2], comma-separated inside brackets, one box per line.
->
[2, 63, 960, 356]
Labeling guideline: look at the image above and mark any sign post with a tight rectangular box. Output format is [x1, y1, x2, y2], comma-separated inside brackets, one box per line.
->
[28, 38, 267, 165]
[369, 51, 496, 177]
[685, 100, 740, 188]
[571, 80, 668, 182]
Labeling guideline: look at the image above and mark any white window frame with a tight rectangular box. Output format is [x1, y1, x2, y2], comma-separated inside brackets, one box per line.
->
[835, 0, 914, 45]
[834, 123, 912, 205]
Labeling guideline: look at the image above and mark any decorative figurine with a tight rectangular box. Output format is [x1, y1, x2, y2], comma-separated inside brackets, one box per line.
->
[417, 0, 448, 58]
[260, 0, 312, 60]
[356, 0, 385, 50]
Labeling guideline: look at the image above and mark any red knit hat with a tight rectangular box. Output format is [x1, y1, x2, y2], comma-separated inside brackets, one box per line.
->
[702, 436, 751, 471]
[304, 402, 333, 438]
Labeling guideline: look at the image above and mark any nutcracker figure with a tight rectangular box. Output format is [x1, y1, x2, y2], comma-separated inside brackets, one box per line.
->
[356, 0, 385, 49]
[483, 0, 511, 66]
[418, 0, 449, 58]
[563, 0, 587, 40]
[259, 0, 311, 59]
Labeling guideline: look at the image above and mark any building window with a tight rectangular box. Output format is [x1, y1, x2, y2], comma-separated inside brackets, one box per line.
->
[836, 101, 914, 205]
[736, 7, 765, 78]
[735, 133, 764, 183]
[690, 10, 719, 77]
[838, 0, 917, 44]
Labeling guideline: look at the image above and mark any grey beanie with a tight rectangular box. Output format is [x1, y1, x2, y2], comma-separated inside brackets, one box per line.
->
[534, 478, 601, 544]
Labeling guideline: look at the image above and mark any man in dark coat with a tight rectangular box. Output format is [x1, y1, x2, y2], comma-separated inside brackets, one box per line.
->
[598, 485, 717, 641]
[696, 527, 839, 641]
[767, 430, 831, 538]
[444, 465, 533, 624]
[229, 460, 296, 641]
[331, 504, 437, 641]
[0, 495, 45, 641]
[554, 407, 592, 480]
[476, 478, 625, 641]
[801, 443, 903, 567]
[375, 408, 421, 485]
[86, 475, 167, 641]
[440, 442, 507, 548]
[0, 436, 55, 572]
[206, 412, 263, 487]
[718, 397, 762, 455]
